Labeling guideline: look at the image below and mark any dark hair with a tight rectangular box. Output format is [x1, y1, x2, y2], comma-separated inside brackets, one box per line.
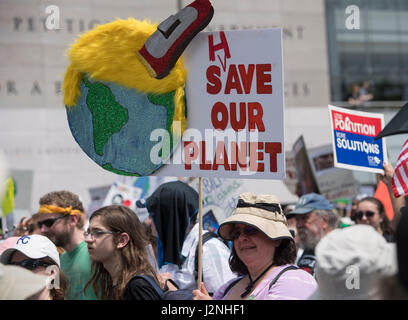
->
[85, 205, 161, 300]
[357, 197, 394, 237]
[39, 191, 85, 229]
[229, 238, 297, 275]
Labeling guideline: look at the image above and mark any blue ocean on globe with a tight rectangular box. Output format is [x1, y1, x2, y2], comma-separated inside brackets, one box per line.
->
[66, 77, 173, 176]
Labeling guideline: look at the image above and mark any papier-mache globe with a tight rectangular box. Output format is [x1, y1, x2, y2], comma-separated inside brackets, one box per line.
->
[63, 19, 188, 176]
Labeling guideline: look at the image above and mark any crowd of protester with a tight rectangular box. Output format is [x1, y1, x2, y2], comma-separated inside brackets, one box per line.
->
[1, 161, 407, 300]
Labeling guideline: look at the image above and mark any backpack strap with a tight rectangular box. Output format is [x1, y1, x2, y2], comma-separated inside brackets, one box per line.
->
[222, 277, 244, 298]
[268, 265, 299, 290]
[131, 275, 163, 298]
[194, 231, 219, 282]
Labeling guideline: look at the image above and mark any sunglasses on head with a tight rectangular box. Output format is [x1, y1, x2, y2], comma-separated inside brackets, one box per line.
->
[228, 225, 259, 241]
[38, 215, 67, 228]
[9, 258, 52, 271]
[355, 210, 375, 220]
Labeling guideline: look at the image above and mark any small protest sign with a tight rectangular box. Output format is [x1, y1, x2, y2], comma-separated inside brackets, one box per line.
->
[328, 105, 387, 174]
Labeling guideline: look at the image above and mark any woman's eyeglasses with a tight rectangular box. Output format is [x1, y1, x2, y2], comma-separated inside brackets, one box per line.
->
[228, 226, 259, 241]
[38, 215, 67, 228]
[9, 258, 52, 270]
[355, 210, 375, 220]
[84, 229, 115, 239]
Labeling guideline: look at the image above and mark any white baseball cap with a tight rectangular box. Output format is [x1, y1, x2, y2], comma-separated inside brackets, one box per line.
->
[309, 224, 397, 300]
[0, 235, 60, 268]
[0, 263, 48, 300]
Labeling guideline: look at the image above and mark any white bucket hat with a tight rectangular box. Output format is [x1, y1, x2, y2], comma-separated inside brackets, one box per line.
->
[0, 235, 60, 267]
[309, 224, 397, 300]
[218, 192, 293, 241]
[0, 263, 47, 300]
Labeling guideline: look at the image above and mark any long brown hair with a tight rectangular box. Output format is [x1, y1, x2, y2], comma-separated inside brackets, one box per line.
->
[84, 205, 161, 300]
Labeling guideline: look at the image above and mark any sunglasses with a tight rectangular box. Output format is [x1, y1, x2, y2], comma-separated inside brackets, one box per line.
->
[355, 210, 375, 220]
[38, 215, 67, 228]
[228, 226, 259, 241]
[9, 258, 52, 270]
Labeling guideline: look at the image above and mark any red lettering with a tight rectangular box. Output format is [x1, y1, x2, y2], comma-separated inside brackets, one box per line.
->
[256, 64, 272, 94]
[238, 64, 255, 94]
[248, 102, 265, 131]
[213, 141, 230, 171]
[230, 141, 247, 171]
[225, 64, 242, 94]
[230, 102, 246, 131]
[206, 65, 221, 94]
[211, 102, 229, 130]
[249, 142, 264, 172]
[208, 31, 231, 62]
[265, 142, 282, 172]
[199, 141, 212, 170]
[183, 141, 198, 170]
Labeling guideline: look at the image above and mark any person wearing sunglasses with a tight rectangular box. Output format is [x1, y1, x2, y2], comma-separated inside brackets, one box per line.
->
[193, 192, 317, 300]
[36, 190, 98, 300]
[355, 196, 395, 242]
[0, 234, 68, 300]
[84, 205, 165, 300]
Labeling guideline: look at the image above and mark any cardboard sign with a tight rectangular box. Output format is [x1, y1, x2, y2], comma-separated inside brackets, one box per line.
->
[292, 136, 320, 195]
[155, 29, 285, 179]
[329, 105, 387, 174]
[308, 144, 357, 201]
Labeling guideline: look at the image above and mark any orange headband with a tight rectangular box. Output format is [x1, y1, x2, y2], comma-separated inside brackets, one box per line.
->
[38, 204, 82, 216]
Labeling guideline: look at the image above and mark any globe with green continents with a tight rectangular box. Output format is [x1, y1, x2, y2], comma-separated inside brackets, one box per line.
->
[66, 75, 181, 176]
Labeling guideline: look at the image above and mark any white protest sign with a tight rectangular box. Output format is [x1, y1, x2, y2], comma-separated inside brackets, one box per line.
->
[308, 144, 357, 201]
[155, 28, 285, 179]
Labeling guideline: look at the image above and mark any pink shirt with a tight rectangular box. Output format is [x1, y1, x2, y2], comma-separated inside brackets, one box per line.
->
[213, 264, 317, 300]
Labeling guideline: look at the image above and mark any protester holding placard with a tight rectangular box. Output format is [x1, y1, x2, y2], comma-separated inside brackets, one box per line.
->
[193, 193, 317, 300]
[145, 181, 235, 295]
[84, 205, 163, 300]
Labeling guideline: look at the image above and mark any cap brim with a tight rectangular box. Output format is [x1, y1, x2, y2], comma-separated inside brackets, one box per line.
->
[218, 212, 293, 241]
[288, 207, 314, 215]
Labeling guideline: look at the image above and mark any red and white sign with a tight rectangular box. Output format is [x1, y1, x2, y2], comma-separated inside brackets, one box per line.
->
[156, 29, 285, 179]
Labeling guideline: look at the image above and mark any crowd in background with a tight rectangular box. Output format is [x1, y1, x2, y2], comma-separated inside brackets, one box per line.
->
[1, 161, 407, 300]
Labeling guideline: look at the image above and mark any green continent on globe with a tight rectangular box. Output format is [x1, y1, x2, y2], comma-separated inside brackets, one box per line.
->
[147, 91, 177, 158]
[83, 75, 129, 156]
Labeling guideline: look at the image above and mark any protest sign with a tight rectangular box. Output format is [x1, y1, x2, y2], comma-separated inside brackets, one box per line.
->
[328, 105, 387, 174]
[292, 136, 320, 195]
[308, 144, 357, 201]
[283, 150, 299, 196]
[155, 28, 285, 179]
[102, 176, 177, 213]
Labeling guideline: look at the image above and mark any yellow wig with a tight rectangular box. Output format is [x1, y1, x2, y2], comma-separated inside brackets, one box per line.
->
[63, 18, 187, 135]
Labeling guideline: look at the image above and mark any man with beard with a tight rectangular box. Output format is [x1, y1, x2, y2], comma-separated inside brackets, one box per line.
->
[37, 190, 97, 300]
[290, 193, 339, 277]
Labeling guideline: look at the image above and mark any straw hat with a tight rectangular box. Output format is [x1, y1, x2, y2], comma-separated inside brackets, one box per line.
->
[218, 192, 293, 241]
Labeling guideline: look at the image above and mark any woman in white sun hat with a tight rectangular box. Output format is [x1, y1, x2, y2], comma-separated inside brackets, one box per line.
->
[1, 234, 68, 300]
[193, 192, 317, 300]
